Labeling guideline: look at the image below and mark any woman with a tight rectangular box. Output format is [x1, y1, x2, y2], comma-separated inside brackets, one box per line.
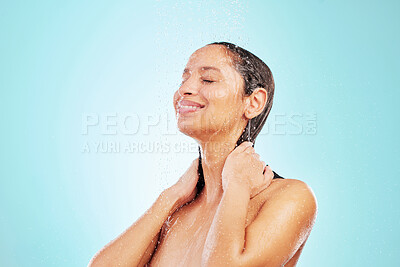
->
[89, 42, 317, 267]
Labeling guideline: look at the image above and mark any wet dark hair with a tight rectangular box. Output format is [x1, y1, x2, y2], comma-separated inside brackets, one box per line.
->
[195, 41, 275, 198]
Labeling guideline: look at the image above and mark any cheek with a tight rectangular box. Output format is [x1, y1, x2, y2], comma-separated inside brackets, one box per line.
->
[173, 91, 180, 108]
[206, 92, 244, 125]
[207, 88, 242, 111]
[204, 87, 232, 105]
[212, 88, 229, 99]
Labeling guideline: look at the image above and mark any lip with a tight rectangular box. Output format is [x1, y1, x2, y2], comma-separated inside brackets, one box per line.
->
[177, 99, 205, 115]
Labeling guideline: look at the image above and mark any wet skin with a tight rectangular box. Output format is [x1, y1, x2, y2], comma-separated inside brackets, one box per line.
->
[88, 44, 316, 267]
[147, 44, 317, 266]
[149, 178, 311, 266]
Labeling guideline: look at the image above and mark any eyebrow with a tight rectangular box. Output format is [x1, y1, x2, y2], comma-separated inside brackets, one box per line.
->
[183, 66, 222, 75]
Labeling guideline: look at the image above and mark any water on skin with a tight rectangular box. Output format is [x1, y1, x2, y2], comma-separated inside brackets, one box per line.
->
[179, 219, 205, 265]
[169, 53, 256, 263]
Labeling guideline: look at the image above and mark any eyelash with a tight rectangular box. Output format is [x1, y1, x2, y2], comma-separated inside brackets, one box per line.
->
[180, 79, 215, 86]
[202, 79, 215, 84]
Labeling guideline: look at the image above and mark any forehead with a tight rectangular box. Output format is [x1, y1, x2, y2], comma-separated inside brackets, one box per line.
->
[184, 45, 236, 74]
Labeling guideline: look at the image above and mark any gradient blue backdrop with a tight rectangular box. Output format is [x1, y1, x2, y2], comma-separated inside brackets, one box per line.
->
[1, 0, 399, 266]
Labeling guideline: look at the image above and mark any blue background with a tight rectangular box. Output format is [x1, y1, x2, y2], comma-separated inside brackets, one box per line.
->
[1, 1, 399, 266]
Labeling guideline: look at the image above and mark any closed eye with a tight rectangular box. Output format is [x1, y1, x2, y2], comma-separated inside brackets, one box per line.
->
[202, 79, 215, 84]
[179, 79, 215, 86]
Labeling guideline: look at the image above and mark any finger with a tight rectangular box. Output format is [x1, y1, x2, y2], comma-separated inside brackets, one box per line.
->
[243, 144, 255, 153]
[258, 159, 265, 172]
[261, 161, 266, 174]
[264, 165, 274, 183]
[249, 154, 261, 165]
[254, 153, 261, 160]
[235, 141, 253, 153]
[187, 158, 199, 174]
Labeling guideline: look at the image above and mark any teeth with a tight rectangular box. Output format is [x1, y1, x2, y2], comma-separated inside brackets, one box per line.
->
[180, 105, 200, 108]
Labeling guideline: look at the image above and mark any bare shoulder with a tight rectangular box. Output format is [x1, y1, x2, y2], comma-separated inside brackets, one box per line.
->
[269, 178, 317, 201]
[241, 178, 318, 265]
[247, 178, 319, 233]
[266, 178, 318, 217]
[251, 177, 318, 234]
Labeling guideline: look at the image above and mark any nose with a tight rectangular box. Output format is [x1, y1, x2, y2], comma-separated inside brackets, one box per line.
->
[178, 78, 199, 97]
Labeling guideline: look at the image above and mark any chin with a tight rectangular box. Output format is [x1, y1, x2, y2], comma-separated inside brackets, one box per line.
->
[177, 122, 224, 144]
[177, 122, 201, 137]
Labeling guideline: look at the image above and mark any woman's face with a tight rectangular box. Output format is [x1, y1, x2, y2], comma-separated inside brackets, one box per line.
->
[173, 44, 248, 142]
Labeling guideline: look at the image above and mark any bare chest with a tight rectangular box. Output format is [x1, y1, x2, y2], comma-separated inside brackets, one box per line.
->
[149, 192, 268, 266]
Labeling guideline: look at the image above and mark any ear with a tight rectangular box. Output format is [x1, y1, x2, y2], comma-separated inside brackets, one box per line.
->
[244, 88, 268, 119]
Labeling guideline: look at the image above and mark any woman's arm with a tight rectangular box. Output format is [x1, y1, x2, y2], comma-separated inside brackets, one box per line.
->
[202, 179, 317, 267]
[201, 178, 251, 266]
[88, 188, 179, 267]
[89, 158, 200, 267]
[202, 142, 317, 267]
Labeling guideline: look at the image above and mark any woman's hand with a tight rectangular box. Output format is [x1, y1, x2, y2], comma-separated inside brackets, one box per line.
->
[222, 141, 274, 198]
[165, 158, 199, 212]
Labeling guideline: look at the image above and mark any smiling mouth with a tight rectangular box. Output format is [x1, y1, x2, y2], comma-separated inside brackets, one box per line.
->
[176, 99, 206, 115]
[177, 104, 204, 115]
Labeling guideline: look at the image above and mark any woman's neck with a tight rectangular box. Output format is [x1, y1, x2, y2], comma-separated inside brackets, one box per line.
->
[197, 137, 239, 206]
